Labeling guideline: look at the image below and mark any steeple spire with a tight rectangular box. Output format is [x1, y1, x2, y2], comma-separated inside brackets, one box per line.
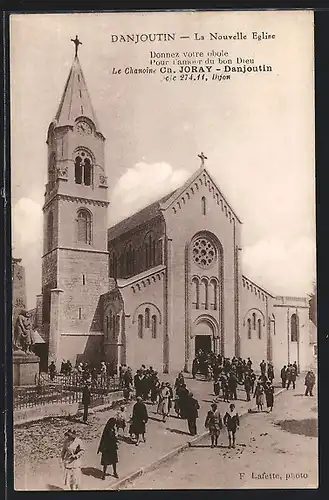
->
[53, 38, 100, 130]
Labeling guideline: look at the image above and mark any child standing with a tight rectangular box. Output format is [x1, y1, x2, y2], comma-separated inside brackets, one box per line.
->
[115, 406, 127, 435]
[223, 403, 240, 449]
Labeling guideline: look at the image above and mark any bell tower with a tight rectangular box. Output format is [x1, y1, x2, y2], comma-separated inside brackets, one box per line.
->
[42, 37, 109, 366]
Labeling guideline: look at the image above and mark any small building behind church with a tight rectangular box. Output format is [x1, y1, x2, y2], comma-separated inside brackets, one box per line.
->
[30, 45, 315, 375]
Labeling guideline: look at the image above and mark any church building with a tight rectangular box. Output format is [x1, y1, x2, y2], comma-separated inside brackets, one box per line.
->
[35, 44, 314, 375]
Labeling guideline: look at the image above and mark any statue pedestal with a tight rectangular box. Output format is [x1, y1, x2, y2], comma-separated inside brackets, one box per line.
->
[13, 351, 40, 386]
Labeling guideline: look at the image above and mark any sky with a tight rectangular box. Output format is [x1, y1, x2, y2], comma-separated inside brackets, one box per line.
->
[10, 11, 316, 309]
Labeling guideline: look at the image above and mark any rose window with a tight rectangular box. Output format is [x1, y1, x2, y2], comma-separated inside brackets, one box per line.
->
[192, 237, 217, 268]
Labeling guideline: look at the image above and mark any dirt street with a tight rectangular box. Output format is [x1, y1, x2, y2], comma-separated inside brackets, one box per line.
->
[123, 379, 318, 489]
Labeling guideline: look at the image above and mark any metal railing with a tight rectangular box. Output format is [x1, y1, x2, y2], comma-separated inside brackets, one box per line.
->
[14, 373, 121, 411]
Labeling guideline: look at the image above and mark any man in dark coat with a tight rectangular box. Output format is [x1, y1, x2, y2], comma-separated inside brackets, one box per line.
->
[228, 371, 238, 400]
[134, 370, 144, 399]
[260, 360, 266, 377]
[192, 358, 198, 379]
[280, 365, 287, 388]
[82, 383, 91, 423]
[267, 363, 274, 383]
[305, 370, 315, 396]
[185, 392, 200, 436]
[244, 372, 252, 402]
[293, 361, 298, 376]
[247, 357, 252, 370]
[131, 397, 148, 445]
[286, 364, 297, 390]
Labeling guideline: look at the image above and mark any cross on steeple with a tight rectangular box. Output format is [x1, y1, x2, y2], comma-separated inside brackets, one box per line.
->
[198, 151, 207, 167]
[71, 35, 82, 57]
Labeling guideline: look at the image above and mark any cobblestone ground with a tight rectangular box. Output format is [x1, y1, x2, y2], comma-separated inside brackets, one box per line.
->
[124, 377, 318, 490]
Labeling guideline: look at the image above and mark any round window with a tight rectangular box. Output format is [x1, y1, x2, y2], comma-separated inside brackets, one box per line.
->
[192, 237, 217, 269]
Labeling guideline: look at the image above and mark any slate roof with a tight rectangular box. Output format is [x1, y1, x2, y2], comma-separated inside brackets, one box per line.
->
[107, 189, 177, 241]
[53, 55, 99, 129]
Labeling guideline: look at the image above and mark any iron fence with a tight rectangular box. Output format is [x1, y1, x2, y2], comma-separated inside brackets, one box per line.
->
[14, 374, 121, 411]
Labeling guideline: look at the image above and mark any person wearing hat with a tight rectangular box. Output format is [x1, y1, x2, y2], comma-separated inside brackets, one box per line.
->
[185, 391, 200, 436]
[61, 429, 85, 490]
[82, 383, 91, 424]
[205, 402, 223, 448]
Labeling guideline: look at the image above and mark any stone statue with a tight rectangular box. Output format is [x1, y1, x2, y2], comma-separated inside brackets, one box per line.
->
[13, 310, 34, 353]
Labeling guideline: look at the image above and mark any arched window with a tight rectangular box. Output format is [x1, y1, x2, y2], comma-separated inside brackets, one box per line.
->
[210, 279, 218, 310]
[247, 318, 251, 339]
[201, 278, 208, 309]
[138, 314, 143, 339]
[75, 156, 83, 184]
[77, 209, 92, 244]
[201, 196, 206, 215]
[83, 158, 92, 186]
[192, 277, 200, 309]
[47, 211, 54, 252]
[252, 312, 256, 330]
[144, 233, 156, 269]
[258, 318, 262, 339]
[74, 151, 93, 186]
[151, 315, 157, 339]
[125, 242, 134, 276]
[145, 308, 150, 328]
[291, 313, 299, 342]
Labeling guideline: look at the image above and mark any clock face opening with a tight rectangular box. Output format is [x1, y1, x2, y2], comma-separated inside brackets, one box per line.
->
[77, 121, 92, 135]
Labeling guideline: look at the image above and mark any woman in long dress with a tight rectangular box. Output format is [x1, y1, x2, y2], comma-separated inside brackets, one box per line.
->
[131, 397, 148, 445]
[97, 417, 119, 479]
[61, 429, 85, 490]
[158, 384, 171, 422]
[253, 381, 265, 411]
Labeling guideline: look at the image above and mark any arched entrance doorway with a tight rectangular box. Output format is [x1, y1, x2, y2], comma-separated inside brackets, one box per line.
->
[192, 316, 219, 356]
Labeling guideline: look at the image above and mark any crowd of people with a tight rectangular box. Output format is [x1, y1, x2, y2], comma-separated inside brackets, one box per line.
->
[58, 352, 316, 489]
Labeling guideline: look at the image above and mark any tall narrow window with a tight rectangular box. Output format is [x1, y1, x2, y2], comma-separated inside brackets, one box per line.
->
[109, 310, 113, 336]
[192, 277, 200, 309]
[82, 274, 86, 285]
[116, 315, 120, 340]
[144, 242, 149, 268]
[47, 211, 54, 252]
[138, 314, 143, 339]
[201, 278, 208, 309]
[201, 196, 206, 215]
[210, 279, 218, 310]
[247, 318, 251, 339]
[83, 158, 92, 186]
[291, 313, 299, 342]
[75, 156, 83, 184]
[252, 312, 256, 330]
[145, 308, 150, 328]
[151, 315, 157, 339]
[77, 209, 92, 244]
[49, 153, 56, 190]
[78, 307, 82, 320]
[106, 316, 109, 340]
[258, 318, 262, 339]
